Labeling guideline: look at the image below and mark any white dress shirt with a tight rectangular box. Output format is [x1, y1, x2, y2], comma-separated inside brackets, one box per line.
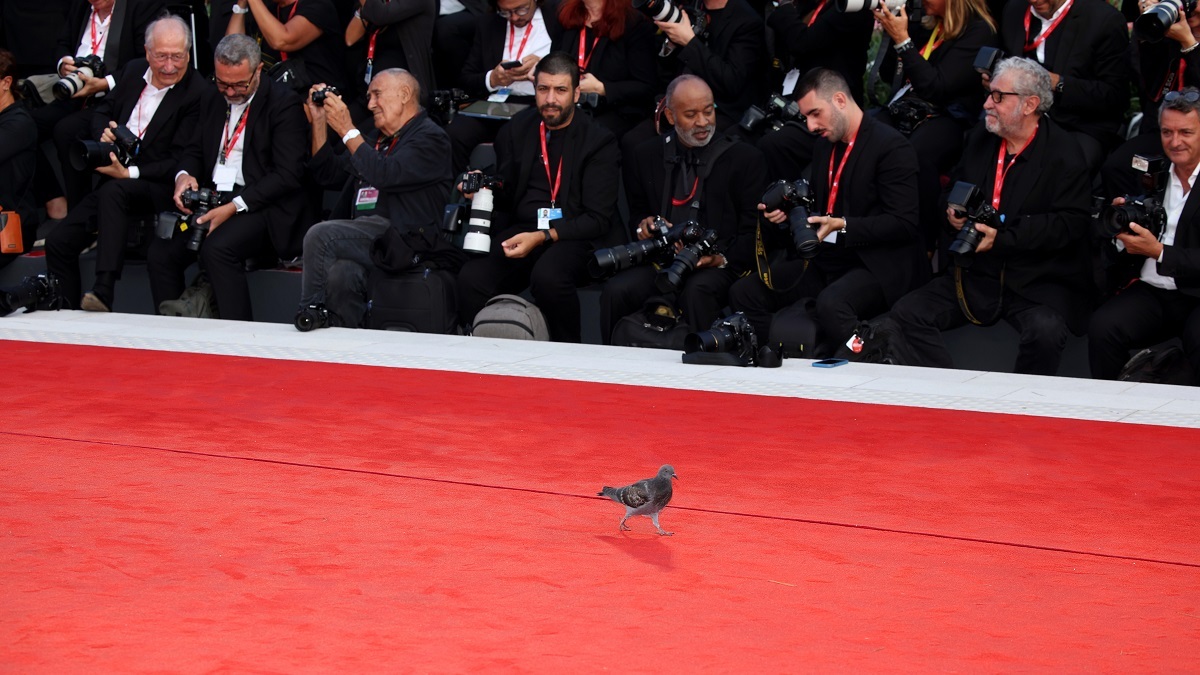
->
[485, 10, 553, 97]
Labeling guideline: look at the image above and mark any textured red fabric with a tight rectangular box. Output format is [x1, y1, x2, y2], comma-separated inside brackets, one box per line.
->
[1, 340, 1198, 671]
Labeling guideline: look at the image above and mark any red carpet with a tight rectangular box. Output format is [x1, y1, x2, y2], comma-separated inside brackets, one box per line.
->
[1, 340, 1198, 670]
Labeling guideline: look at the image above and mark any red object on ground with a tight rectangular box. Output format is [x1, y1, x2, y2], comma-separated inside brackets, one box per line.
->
[1, 341, 1197, 670]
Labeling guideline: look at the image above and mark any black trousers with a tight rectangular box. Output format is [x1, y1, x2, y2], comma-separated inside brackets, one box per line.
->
[1088, 280, 1200, 379]
[456, 224, 593, 342]
[30, 98, 85, 205]
[728, 260, 886, 358]
[599, 265, 739, 345]
[890, 273, 1071, 375]
[146, 211, 274, 321]
[43, 177, 172, 307]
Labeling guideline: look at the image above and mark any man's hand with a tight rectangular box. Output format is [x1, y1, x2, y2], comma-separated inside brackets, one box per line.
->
[696, 253, 727, 269]
[972, 222, 998, 253]
[99, 121, 118, 144]
[656, 13, 696, 47]
[502, 230, 547, 258]
[946, 206, 968, 231]
[579, 72, 606, 96]
[305, 83, 328, 127]
[1163, 1, 1197, 47]
[174, 174, 200, 212]
[1117, 222, 1166, 259]
[195, 202, 238, 233]
[72, 70, 109, 98]
[758, 202, 787, 225]
[873, 5, 909, 44]
[457, 170, 482, 199]
[635, 216, 668, 240]
[321, 90, 354, 137]
[58, 56, 77, 77]
[94, 152, 130, 179]
[806, 214, 846, 241]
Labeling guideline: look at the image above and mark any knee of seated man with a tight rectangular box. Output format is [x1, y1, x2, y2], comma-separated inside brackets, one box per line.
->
[327, 258, 367, 295]
[1019, 306, 1069, 346]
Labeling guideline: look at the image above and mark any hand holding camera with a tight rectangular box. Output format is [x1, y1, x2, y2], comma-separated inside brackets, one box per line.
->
[174, 173, 201, 213]
[873, 4, 910, 44]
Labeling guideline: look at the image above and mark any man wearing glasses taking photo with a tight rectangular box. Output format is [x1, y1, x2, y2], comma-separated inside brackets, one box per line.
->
[147, 33, 310, 321]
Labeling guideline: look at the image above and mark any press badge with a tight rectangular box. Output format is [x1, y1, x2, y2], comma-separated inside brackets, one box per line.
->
[488, 87, 511, 103]
[355, 186, 380, 211]
[213, 164, 237, 192]
[537, 207, 561, 230]
[781, 68, 800, 96]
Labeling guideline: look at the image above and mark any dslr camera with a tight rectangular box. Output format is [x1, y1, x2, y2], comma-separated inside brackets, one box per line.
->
[837, 0, 908, 12]
[760, 178, 820, 258]
[683, 312, 782, 367]
[974, 46, 1004, 78]
[157, 188, 225, 252]
[53, 54, 106, 100]
[460, 173, 504, 254]
[311, 86, 340, 106]
[1101, 154, 1170, 239]
[656, 222, 719, 293]
[632, 0, 708, 56]
[294, 303, 332, 332]
[2, 274, 63, 314]
[430, 88, 469, 126]
[946, 181, 999, 258]
[1136, 0, 1198, 42]
[70, 124, 141, 171]
[739, 93, 806, 136]
[590, 216, 683, 278]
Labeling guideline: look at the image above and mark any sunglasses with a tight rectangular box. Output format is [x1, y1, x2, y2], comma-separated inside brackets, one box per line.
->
[1164, 90, 1200, 104]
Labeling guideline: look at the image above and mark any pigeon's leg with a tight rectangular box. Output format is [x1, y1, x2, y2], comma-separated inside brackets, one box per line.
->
[619, 514, 631, 531]
[651, 512, 673, 536]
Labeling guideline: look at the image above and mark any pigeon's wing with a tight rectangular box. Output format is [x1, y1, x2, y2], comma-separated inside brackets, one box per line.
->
[616, 479, 654, 508]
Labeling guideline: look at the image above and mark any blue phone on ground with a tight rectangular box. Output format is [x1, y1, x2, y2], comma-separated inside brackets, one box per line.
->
[812, 358, 849, 368]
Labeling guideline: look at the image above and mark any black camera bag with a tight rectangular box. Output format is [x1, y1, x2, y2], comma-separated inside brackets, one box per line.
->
[611, 296, 690, 350]
[365, 266, 458, 333]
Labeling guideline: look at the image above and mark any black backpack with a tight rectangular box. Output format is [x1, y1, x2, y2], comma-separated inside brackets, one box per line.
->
[366, 267, 459, 334]
[611, 296, 690, 350]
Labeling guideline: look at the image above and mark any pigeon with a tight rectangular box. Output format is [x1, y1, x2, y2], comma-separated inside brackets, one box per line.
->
[598, 464, 678, 536]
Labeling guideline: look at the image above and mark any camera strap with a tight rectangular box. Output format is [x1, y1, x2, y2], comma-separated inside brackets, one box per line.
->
[954, 265, 1005, 326]
[658, 134, 735, 224]
[754, 220, 808, 292]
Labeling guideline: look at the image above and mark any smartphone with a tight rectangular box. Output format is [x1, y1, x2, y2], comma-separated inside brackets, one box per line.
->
[812, 358, 849, 368]
[500, 60, 523, 69]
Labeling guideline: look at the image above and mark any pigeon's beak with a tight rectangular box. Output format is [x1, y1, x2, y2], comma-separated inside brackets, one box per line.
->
[672, 473, 679, 481]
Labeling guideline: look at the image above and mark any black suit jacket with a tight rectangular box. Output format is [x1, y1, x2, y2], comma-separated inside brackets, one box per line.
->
[625, 131, 767, 274]
[91, 60, 209, 186]
[178, 78, 310, 258]
[665, 0, 766, 123]
[493, 107, 620, 246]
[886, 15, 999, 121]
[767, 0, 874, 105]
[1160, 188, 1200, 297]
[1000, 0, 1130, 146]
[56, 0, 165, 72]
[554, 12, 656, 119]
[950, 117, 1094, 332]
[461, 2, 565, 100]
[803, 114, 928, 305]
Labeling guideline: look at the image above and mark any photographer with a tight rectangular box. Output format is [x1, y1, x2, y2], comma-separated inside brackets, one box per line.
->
[599, 75, 766, 344]
[297, 69, 453, 328]
[1102, 0, 1200, 199]
[1088, 88, 1200, 382]
[889, 57, 1093, 375]
[874, 0, 999, 249]
[456, 52, 619, 342]
[43, 16, 207, 312]
[998, 0, 1130, 172]
[728, 68, 926, 357]
[343, 0, 437, 107]
[226, 0, 351, 96]
[0, 49, 37, 275]
[147, 34, 309, 321]
[447, 0, 562, 172]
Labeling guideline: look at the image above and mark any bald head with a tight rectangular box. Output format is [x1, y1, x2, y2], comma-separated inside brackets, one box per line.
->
[368, 68, 421, 135]
[664, 75, 716, 148]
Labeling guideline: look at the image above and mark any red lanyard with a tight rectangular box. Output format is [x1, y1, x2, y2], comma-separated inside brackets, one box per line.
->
[671, 176, 699, 207]
[365, 28, 381, 82]
[992, 131, 1036, 209]
[539, 121, 563, 207]
[220, 105, 250, 165]
[133, 90, 150, 138]
[806, 0, 829, 27]
[278, 0, 301, 61]
[375, 133, 399, 154]
[825, 130, 858, 215]
[1157, 58, 1188, 103]
[90, 10, 107, 55]
[508, 21, 533, 61]
[577, 27, 600, 73]
[1023, 0, 1073, 55]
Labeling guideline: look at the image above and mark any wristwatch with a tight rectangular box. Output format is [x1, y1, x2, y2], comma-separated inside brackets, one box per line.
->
[1054, 79, 1065, 95]
[894, 39, 914, 54]
[231, 4, 249, 14]
[542, 229, 553, 244]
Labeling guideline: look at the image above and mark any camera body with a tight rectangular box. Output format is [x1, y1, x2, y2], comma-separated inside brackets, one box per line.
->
[761, 178, 821, 258]
[974, 46, 1003, 78]
[311, 86, 340, 106]
[1136, 0, 1198, 42]
[682, 312, 780, 367]
[836, 0, 908, 13]
[946, 181, 999, 258]
[740, 93, 806, 136]
[53, 54, 106, 101]
[430, 88, 469, 125]
[179, 188, 224, 252]
[294, 303, 332, 332]
[461, 173, 504, 254]
[589, 216, 680, 278]
[656, 222, 718, 293]
[1101, 154, 1170, 239]
[70, 124, 141, 171]
[632, 0, 708, 56]
[3, 274, 62, 313]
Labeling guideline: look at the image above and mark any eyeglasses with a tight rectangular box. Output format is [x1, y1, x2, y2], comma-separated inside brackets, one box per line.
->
[214, 76, 254, 93]
[149, 51, 188, 65]
[988, 90, 1024, 104]
[496, 1, 535, 18]
[1164, 90, 1200, 104]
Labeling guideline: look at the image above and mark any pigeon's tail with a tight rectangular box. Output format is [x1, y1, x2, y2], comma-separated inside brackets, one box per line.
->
[599, 486, 620, 501]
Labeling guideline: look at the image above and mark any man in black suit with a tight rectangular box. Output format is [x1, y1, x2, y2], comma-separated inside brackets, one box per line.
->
[728, 68, 926, 358]
[998, 0, 1130, 171]
[600, 74, 767, 345]
[456, 51, 619, 342]
[34, 0, 166, 212]
[889, 57, 1094, 375]
[447, 0, 562, 172]
[147, 33, 309, 321]
[44, 15, 207, 312]
[1089, 88, 1200, 381]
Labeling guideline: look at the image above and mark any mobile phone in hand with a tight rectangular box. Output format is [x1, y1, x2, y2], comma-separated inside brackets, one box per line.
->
[500, 60, 522, 69]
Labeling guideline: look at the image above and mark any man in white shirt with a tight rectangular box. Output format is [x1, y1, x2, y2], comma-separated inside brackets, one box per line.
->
[1089, 88, 1200, 382]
